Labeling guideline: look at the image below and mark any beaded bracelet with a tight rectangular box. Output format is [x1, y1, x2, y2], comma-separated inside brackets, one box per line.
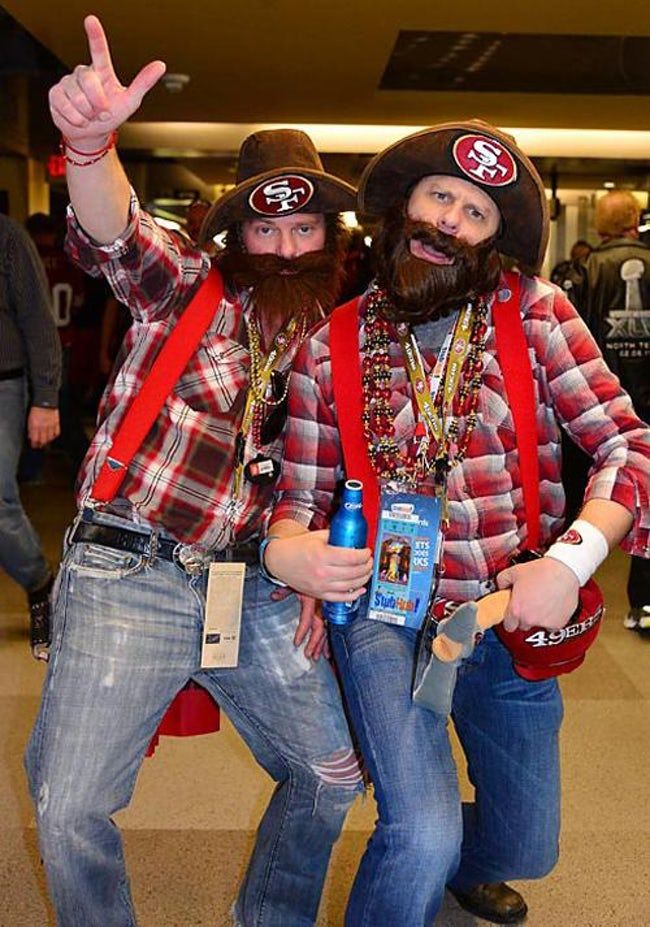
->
[60, 131, 118, 167]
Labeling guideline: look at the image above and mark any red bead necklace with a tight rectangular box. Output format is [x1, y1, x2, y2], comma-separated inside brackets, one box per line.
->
[362, 286, 489, 487]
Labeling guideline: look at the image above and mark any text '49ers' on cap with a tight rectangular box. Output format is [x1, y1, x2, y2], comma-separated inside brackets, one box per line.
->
[494, 578, 604, 681]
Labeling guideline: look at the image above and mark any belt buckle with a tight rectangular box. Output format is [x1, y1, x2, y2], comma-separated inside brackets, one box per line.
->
[173, 543, 210, 575]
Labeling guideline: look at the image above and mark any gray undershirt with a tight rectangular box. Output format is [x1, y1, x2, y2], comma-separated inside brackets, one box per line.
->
[412, 312, 458, 360]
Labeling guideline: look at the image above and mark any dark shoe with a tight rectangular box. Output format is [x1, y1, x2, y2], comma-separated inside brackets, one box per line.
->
[28, 574, 54, 662]
[449, 882, 528, 924]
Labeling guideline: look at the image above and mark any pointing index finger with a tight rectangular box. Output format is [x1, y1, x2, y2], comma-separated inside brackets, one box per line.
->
[84, 14, 117, 83]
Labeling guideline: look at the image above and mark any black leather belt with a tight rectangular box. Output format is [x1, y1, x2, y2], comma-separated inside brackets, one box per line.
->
[69, 521, 259, 574]
[0, 367, 24, 382]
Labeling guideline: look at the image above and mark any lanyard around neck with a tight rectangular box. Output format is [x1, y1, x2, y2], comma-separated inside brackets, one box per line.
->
[396, 303, 475, 450]
[233, 312, 301, 497]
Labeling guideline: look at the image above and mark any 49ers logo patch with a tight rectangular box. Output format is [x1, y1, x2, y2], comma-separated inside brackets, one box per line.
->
[452, 337, 466, 355]
[453, 134, 517, 188]
[249, 174, 314, 216]
[557, 528, 583, 546]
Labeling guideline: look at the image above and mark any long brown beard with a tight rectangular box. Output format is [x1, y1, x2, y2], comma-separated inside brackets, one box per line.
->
[373, 209, 502, 323]
[218, 230, 346, 336]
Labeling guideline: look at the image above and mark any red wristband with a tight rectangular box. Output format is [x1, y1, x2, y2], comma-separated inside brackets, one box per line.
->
[60, 131, 118, 166]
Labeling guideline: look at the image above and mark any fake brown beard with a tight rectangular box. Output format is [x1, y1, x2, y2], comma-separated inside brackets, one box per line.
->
[218, 237, 345, 334]
[373, 209, 502, 323]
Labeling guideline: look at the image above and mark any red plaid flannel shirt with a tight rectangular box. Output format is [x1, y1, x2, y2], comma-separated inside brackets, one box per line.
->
[272, 275, 650, 604]
[67, 193, 295, 547]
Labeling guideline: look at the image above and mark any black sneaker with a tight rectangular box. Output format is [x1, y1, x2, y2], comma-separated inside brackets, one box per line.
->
[28, 574, 54, 662]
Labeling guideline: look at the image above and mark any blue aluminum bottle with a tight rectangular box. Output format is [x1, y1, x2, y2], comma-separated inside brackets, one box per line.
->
[322, 479, 368, 626]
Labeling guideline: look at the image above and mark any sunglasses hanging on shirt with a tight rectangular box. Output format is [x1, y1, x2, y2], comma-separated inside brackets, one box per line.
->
[244, 371, 287, 485]
[259, 369, 289, 446]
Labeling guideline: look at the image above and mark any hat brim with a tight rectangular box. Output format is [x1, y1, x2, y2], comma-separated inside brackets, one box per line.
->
[202, 168, 356, 241]
[358, 121, 549, 273]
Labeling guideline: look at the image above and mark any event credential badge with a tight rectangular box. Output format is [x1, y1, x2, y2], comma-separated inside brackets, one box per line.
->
[367, 488, 442, 630]
[201, 562, 245, 668]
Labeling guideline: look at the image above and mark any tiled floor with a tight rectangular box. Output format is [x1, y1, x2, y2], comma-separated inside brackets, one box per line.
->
[2, 455, 649, 926]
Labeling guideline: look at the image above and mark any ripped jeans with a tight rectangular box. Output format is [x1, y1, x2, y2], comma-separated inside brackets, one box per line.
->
[25, 512, 362, 927]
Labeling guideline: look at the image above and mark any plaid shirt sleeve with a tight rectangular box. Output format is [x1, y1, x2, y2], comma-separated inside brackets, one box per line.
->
[272, 319, 344, 530]
[65, 188, 211, 323]
[524, 278, 650, 556]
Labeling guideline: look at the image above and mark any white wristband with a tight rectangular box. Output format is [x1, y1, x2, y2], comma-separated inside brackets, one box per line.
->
[544, 519, 609, 587]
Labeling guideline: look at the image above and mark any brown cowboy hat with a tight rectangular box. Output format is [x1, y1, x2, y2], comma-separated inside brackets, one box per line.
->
[202, 129, 356, 241]
[358, 120, 549, 273]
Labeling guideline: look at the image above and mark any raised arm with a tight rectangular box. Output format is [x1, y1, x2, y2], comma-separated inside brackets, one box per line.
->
[49, 15, 165, 243]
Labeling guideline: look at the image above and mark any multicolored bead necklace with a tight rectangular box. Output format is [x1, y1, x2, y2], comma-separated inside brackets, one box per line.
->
[361, 286, 489, 488]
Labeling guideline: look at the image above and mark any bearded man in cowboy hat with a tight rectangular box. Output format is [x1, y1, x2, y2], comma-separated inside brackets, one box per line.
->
[25, 16, 363, 927]
[264, 121, 650, 925]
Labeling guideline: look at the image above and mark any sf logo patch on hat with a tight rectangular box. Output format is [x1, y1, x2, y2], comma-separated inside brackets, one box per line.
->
[453, 135, 517, 187]
[249, 174, 314, 216]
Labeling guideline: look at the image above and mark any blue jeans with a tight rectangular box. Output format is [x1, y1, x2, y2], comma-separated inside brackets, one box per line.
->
[25, 513, 362, 927]
[0, 376, 50, 591]
[330, 612, 563, 927]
